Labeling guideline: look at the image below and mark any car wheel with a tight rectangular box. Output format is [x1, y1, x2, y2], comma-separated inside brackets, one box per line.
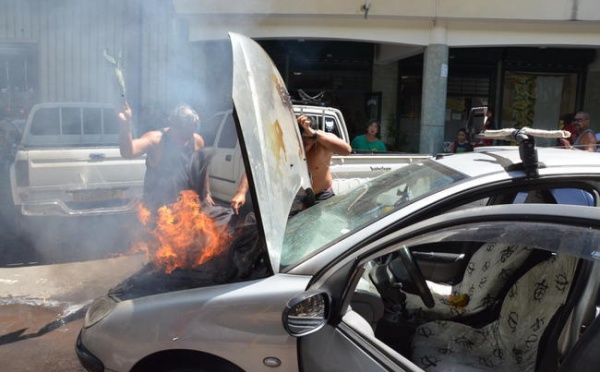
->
[142, 353, 244, 372]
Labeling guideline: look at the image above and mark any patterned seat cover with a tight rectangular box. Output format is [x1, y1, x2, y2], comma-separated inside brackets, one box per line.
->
[404, 243, 533, 321]
[410, 254, 578, 372]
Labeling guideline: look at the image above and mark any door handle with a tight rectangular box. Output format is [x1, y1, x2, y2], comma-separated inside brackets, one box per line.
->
[225, 155, 232, 161]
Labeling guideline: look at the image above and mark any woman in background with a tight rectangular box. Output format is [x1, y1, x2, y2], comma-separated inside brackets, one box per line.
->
[351, 119, 387, 152]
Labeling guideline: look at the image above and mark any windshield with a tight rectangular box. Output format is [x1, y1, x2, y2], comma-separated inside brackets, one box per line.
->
[281, 160, 468, 269]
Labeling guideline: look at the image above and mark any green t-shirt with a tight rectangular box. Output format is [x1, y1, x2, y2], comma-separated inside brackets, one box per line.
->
[351, 135, 387, 152]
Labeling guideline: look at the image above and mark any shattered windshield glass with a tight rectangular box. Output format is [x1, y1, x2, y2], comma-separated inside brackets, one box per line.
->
[281, 160, 468, 269]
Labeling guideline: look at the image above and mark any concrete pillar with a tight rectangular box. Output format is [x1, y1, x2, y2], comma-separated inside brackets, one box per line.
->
[419, 22, 449, 155]
[372, 62, 398, 146]
[584, 49, 600, 131]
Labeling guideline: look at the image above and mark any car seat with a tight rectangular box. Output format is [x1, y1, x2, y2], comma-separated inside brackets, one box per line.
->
[410, 253, 577, 372]
[403, 243, 533, 321]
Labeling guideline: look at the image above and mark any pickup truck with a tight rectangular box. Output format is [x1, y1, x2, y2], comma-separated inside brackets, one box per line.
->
[9, 102, 146, 219]
[202, 104, 431, 203]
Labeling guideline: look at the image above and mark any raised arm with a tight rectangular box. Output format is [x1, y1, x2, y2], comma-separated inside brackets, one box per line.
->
[297, 115, 351, 155]
[313, 131, 352, 155]
[118, 102, 158, 158]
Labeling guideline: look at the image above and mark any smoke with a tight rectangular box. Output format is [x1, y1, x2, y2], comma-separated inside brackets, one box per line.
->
[0, 0, 240, 267]
[0, 1, 268, 369]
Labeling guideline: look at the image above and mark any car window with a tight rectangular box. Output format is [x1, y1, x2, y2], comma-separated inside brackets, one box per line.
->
[282, 160, 468, 269]
[449, 187, 597, 214]
[28, 105, 119, 145]
[30, 107, 60, 135]
[102, 108, 120, 135]
[200, 112, 227, 147]
[302, 114, 321, 130]
[83, 107, 102, 134]
[349, 219, 600, 372]
[217, 114, 238, 149]
[324, 115, 339, 135]
[550, 188, 595, 206]
[62, 107, 81, 135]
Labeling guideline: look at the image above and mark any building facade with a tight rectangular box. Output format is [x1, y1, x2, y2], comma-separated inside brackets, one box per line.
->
[1, 0, 599, 153]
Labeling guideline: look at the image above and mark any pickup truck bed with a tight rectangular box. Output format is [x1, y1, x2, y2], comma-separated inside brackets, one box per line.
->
[202, 106, 431, 203]
[330, 153, 431, 195]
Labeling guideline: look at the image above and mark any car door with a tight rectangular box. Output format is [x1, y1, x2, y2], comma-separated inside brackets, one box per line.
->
[413, 185, 598, 286]
[291, 203, 600, 372]
[208, 112, 243, 202]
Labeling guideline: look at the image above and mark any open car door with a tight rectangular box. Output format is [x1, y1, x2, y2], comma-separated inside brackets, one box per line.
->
[288, 204, 600, 372]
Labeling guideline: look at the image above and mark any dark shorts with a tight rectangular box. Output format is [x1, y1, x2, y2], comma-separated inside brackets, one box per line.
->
[314, 187, 335, 203]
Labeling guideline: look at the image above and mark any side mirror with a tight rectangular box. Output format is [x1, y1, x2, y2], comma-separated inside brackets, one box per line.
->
[282, 291, 330, 337]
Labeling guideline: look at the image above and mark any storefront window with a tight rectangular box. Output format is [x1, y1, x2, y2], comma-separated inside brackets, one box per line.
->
[501, 72, 577, 146]
[0, 44, 37, 121]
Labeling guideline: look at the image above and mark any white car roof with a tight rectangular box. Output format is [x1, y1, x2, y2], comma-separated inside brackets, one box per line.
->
[436, 147, 600, 177]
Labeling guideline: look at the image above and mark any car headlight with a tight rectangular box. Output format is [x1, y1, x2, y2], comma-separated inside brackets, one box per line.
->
[84, 296, 117, 328]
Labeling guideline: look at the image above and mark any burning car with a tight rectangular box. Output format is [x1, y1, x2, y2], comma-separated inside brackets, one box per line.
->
[76, 33, 600, 372]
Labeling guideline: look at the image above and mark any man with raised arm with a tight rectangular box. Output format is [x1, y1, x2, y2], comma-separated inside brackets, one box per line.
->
[119, 102, 214, 213]
[230, 115, 351, 214]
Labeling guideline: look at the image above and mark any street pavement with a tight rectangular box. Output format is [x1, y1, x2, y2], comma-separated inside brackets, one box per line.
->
[0, 254, 148, 371]
[0, 141, 150, 371]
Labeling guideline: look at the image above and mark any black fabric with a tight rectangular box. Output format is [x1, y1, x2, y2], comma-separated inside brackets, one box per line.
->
[142, 129, 196, 212]
[315, 187, 335, 203]
[226, 221, 269, 280]
[188, 148, 212, 202]
[107, 206, 267, 301]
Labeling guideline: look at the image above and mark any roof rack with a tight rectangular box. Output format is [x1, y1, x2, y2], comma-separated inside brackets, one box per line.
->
[292, 89, 327, 106]
[479, 127, 571, 178]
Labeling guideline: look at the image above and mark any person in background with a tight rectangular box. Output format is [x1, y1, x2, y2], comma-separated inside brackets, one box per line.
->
[570, 111, 597, 152]
[230, 173, 249, 215]
[558, 113, 578, 148]
[118, 102, 214, 213]
[561, 111, 597, 152]
[231, 115, 352, 212]
[351, 119, 387, 152]
[449, 128, 473, 153]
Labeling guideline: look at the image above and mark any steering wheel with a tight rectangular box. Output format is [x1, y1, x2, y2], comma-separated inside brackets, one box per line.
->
[398, 247, 435, 308]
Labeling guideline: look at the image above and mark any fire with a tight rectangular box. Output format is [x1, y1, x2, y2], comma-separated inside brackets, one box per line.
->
[134, 190, 231, 274]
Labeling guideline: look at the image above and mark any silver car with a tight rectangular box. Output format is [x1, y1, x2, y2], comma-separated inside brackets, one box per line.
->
[76, 33, 600, 372]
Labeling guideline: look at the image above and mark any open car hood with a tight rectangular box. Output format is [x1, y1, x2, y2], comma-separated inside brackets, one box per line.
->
[230, 32, 313, 273]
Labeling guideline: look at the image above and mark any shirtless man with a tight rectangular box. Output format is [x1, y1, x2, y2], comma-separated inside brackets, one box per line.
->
[560, 111, 597, 152]
[571, 112, 597, 152]
[297, 114, 352, 201]
[230, 115, 351, 214]
[119, 102, 214, 212]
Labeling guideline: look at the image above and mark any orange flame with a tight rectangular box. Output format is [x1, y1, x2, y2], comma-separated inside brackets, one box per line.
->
[134, 190, 231, 274]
